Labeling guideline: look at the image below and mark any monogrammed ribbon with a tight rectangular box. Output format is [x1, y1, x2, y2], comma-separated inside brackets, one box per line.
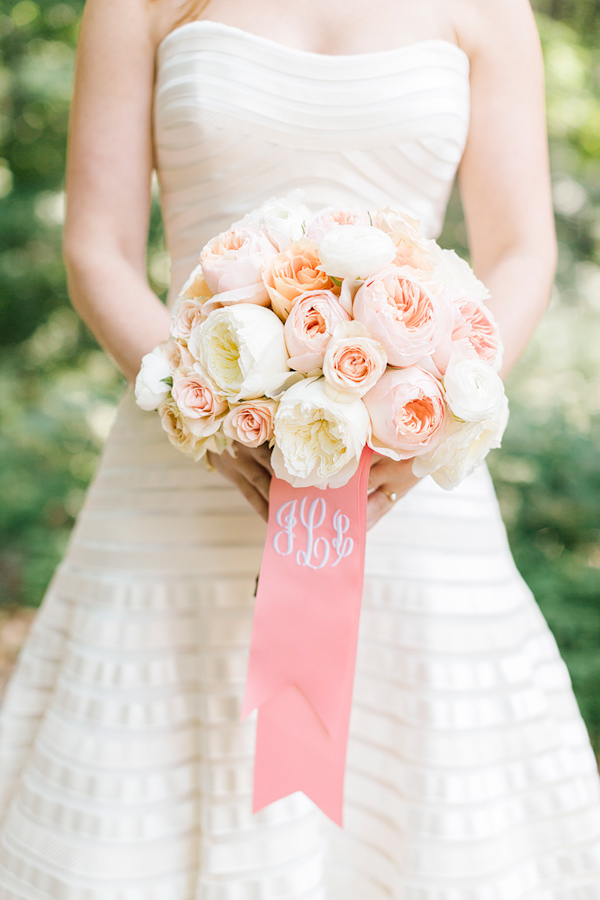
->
[241, 447, 373, 826]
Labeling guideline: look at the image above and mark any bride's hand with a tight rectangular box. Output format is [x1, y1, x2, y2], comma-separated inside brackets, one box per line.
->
[367, 454, 421, 530]
[206, 443, 273, 523]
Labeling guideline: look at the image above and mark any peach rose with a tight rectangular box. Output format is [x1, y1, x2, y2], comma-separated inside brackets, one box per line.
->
[432, 297, 502, 374]
[305, 208, 368, 243]
[180, 264, 214, 302]
[223, 399, 277, 448]
[353, 269, 448, 367]
[171, 371, 228, 436]
[284, 289, 350, 373]
[262, 239, 334, 321]
[158, 398, 218, 460]
[199, 226, 278, 301]
[322, 322, 387, 400]
[364, 366, 447, 460]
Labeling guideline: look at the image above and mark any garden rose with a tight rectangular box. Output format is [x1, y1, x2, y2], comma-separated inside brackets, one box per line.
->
[262, 239, 334, 321]
[170, 296, 207, 342]
[224, 399, 277, 448]
[443, 358, 506, 422]
[412, 398, 509, 489]
[322, 322, 387, 401]
[134, 346, 173, 411]
[353, 269, 448, 367]
[199, 226, 278, 300]
[374, 208, 435, 273]
[305, 208, 368, 243]
[317, 224, 396, 280]
[428, 247, 491, 305]
[271, 377, 370, 488]
[364, 366, 447, 460]
[284, 289, 351, 373]
[162, 339, 195, 372]
[432, 297, 503, 374]
[171, 370, 228, 436]
[189, 304, 290, 401]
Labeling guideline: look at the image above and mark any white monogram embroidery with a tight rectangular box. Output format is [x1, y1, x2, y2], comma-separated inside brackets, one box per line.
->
[273, 497, 355, 568]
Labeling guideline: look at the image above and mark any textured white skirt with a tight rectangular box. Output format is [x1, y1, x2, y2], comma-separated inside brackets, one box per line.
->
[1, 384, 600, 900]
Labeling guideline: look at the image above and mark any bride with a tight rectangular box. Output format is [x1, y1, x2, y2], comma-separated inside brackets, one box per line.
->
[1, 0, 600, 895]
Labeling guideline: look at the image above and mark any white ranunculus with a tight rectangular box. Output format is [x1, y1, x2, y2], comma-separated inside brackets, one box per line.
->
[188, 304, 290, 401]
[427, 246, 491, 303]
[233, 190, 311, 250]
[443, 358, 506, 422]
[271, 377, 370, 489]
[318, 225, 396, 280]
[134, 346, 173, 411]
[412, 397, 509, 489]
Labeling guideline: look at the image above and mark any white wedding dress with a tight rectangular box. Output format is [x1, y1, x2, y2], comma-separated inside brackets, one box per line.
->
[1, 20, 600, 899]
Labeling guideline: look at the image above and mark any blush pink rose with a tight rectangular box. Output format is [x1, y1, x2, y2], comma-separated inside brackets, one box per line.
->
[199, 226, 278, 302]
[432, 298, 502, 374]
[171, 370, 228, 437]
[284, 289, 351, 373]
[224, 399, 277, 448]
[374, 208, 435, 274]
[322, 322, 387, 399]
[364, 366, 447, 460]
[170, 297, 206, 343]
[353, 269, 448, 367]
[305, 208, 368, 243]
[162, 338, 195, 371]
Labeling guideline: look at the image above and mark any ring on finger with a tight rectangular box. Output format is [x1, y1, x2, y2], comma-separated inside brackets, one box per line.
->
[382, 489, 398, 504]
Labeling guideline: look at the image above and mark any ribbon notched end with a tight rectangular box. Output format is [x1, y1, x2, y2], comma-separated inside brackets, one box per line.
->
[251, 684, 348, 827]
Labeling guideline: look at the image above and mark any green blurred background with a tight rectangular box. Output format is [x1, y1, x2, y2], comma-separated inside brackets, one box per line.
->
[1, 1, 600, 745]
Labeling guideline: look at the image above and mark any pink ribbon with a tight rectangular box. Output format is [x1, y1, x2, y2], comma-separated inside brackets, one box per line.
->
[241, 447, 373, 826]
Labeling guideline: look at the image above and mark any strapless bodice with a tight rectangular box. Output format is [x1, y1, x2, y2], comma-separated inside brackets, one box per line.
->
[152, 20, 471, 305]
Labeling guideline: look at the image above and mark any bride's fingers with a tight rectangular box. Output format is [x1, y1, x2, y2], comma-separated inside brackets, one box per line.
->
[366, 488, 395, 530]
[206, 450, 270, 520]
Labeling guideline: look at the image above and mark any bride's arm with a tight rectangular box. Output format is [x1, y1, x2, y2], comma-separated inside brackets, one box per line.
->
[457, 0, 557, 378]
[63, 0, 170, 383]
[63, 0, 272, 520]
[367, 0, 557, 527]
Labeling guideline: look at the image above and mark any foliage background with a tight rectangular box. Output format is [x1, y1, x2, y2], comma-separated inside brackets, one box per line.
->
[1, 0, 600, 747]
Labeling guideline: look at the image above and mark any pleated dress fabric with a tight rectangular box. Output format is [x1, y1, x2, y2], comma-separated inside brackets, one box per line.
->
[1, 19, 600, 899]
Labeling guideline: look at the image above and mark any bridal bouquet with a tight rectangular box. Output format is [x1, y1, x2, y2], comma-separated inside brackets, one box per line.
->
[135, 193, 508, 490]
[134, 193, 509, 825]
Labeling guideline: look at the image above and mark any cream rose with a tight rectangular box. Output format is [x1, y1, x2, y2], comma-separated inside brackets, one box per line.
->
[272, 377, 370, 489]
[233, 191, 311, 250]
[189, 304, 290, 401]
[317, 224, 396, 280]
[262, 239, 334, 321]
[428, 246, 491, 305]
[284, 289, 351, 373]
[364, 366, 447, 460]
[305, 208, 368, 243]
[322, 322, 387, 401]
[134, 346, 173, 411]
[171, 370, 228, 437]
[412, 397, 509, 489]
[223, 399, 277, 448]
[158, 397, 223, 461]
[443, 358, 506, 422]
[353, 269, 448, 367]
[199, 226, 278, 301]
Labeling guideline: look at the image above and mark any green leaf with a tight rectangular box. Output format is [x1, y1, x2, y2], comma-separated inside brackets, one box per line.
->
[160, 376, 173, 387]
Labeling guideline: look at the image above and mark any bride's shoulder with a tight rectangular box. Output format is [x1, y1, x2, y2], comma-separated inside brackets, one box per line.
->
[452, 0, 542, 65]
